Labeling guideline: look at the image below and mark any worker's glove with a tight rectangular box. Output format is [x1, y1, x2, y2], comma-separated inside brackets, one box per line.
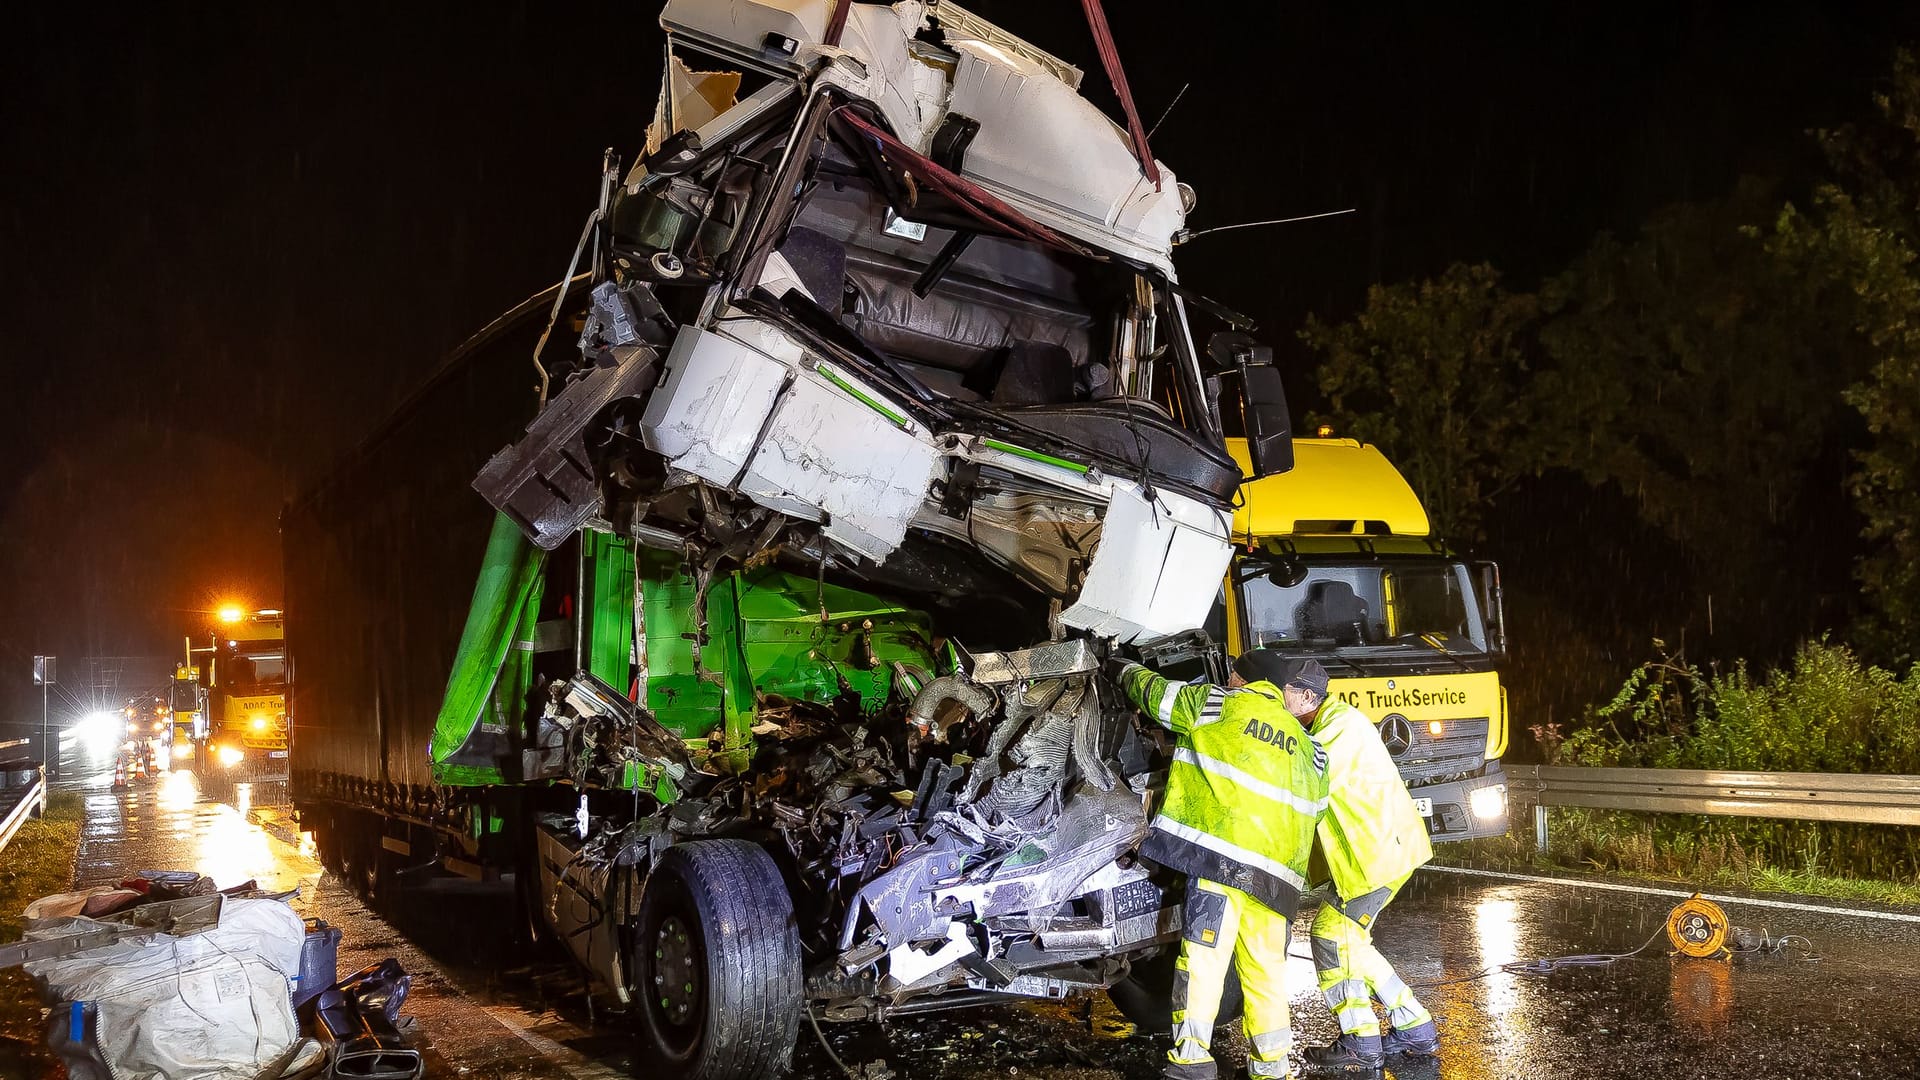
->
[1103, 653, 1138, 683]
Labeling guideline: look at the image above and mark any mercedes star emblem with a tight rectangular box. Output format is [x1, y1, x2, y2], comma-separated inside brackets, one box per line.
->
[1380, 713, 1413, 756]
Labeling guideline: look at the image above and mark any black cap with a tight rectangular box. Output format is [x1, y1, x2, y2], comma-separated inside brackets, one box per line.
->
[1232, 648, 1292, 687]
[1234, 651, 1329, 696]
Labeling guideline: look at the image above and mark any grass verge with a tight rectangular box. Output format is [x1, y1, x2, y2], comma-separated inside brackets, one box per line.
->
[0, 790, 85, 1077]
[1436, 807, 1920, 908]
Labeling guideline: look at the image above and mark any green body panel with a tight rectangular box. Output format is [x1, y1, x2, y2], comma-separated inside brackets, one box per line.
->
[638, 548, 725, 740]
[431, 512, 549, 787]
[583, 531, 636, 689]
[638, 551, 938, 767]
[434, 530, 938, 786]
[700, 577, 761, 771]
[730, 568, 935, 711]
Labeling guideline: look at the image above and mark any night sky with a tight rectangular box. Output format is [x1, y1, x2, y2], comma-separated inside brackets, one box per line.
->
[4, 1, 1914, 726]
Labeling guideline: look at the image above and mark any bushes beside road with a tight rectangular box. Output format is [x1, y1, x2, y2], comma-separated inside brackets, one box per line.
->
[0, 791, 84, 939]
[1451, 642, 1920, 903]
[1550, 640, 1920, 777]
[0, 791, 84, 1075]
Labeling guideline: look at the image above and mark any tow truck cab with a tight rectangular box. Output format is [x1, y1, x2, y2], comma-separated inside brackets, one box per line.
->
[1224, 437, 1511, 841]
[168, 662, 209, 767]
[208, 610, 289, 768]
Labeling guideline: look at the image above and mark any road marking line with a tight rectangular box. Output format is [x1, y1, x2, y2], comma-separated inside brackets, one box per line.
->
[480, 1005, 627, 1079]
[1425, 864, 1920, 923]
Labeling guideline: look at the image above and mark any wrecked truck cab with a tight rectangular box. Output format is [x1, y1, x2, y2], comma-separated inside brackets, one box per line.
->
[446, 2, 1296, 1076]
[490, 7, 1259, 645]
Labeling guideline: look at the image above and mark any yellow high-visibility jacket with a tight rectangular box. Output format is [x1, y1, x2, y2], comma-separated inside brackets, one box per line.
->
[1309, 698, 1432, 899]
[1117, 663, 1330, 916]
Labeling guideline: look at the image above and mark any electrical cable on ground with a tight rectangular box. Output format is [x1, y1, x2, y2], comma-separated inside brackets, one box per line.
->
[1294, 896, 1823, 990]
[1494, 922, 1672, 977]
[807, 1003, 860, 1080]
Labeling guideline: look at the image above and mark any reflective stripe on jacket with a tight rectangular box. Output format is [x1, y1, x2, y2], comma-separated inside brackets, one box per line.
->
[1117, 662, 1330, 917]
[1309, 698, 1433, 899]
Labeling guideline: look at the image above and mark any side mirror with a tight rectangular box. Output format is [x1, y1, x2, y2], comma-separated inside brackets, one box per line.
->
[1208, 332, 1293, 479]
[1475, 561, 1508, 660]
[1242, 365, 1293, 478]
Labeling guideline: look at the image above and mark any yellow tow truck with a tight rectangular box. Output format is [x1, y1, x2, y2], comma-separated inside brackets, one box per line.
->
[205, 607, 289, 771]
[167, 656, 211, 769]
[1223, 437, 1510, 841]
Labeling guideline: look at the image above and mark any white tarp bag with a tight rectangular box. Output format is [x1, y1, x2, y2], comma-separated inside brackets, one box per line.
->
[24, 898, 306, 1080]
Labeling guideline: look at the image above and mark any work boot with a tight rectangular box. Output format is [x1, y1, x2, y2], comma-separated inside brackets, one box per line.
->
[1381, 1019, 1440, 1056]
[1162, 1059, 1218, 1080]
[1302, 1034, 1384, 1074]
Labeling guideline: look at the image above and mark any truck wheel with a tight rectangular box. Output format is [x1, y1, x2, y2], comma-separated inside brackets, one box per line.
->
[1107, 948, 1244, 1035]
[338, 826, 379, 901]
[633, 840, 801, 1080]
[316, 821, 345, 876]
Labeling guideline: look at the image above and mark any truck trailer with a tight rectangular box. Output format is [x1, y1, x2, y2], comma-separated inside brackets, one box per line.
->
[290, 3, 1299, 1076]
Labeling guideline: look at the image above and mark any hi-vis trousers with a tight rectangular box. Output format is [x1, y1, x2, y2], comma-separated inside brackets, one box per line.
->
[1308, 873, 1432, 1038]
[1167, 879, 1294, 1079]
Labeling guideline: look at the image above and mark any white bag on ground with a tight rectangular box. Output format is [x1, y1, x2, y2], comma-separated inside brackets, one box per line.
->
[24, 898, 306, 1080]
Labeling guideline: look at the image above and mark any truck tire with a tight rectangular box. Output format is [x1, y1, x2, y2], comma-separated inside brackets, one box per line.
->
[1107, 948, 1244, 1035]
[634, 840, 801, 1080]
[316, 819, 346, 876]
[338, 822, 380, 902]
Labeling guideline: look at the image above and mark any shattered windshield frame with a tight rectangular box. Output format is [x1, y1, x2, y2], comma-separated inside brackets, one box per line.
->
[606, 54, 1231, 485]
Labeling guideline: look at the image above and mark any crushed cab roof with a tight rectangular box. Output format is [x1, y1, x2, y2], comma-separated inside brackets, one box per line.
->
[660, 0, 1190, 270]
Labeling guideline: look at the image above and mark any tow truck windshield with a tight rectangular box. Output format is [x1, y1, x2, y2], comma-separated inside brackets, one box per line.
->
[1240, 560, 1491, 656]
[222, 651, 286, 696]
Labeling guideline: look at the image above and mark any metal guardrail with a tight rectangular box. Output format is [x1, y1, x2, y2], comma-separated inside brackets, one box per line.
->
[0, 773, 48, 855]
[1505, 764, 1920, 851]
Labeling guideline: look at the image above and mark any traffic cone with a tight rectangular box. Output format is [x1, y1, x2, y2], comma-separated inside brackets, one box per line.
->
[111, 757, 128, 791]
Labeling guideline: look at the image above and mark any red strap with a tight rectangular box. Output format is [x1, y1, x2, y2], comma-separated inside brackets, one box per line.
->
[1080, 0, 1160, 189]
[825, 0, 851, 47]
[839, 109, 1091, 256]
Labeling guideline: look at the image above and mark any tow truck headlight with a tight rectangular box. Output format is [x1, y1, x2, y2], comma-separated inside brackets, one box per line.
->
[250, 715, 269, 732]
[1470, 783, 1507, 821]
[218, 745, 246, 769]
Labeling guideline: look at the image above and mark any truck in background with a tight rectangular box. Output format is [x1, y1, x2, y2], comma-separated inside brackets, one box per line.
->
[167, 651, 211, 769]
[1222, 436, 1510, 841]
[205, 609, 290, 772]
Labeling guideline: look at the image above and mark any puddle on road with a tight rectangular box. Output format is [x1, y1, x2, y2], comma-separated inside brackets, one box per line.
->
[70, 767, 309, 893]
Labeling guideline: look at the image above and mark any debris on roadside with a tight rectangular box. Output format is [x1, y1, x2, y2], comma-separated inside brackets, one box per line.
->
[312, 958, 424, 1079]
[6, 870, 421, 1080]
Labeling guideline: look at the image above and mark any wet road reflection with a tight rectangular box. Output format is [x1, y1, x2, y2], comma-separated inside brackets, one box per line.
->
[66, 762, 304, 893]
[42, 742, 1920, 1079]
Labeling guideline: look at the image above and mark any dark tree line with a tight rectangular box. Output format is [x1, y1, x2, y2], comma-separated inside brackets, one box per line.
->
[1301, 50, 1920, 689]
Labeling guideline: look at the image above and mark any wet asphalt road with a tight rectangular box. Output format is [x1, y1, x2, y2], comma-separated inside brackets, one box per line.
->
[31, 737, 1920, 1080]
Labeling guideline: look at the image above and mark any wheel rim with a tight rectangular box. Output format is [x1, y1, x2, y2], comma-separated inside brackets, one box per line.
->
[653, 915, 701, 1027]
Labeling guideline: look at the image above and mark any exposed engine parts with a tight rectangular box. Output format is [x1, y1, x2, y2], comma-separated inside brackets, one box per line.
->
[533, 635, 1181, 1018]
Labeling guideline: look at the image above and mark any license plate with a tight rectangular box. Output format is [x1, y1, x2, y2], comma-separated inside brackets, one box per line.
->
[268, 750, 289, 759]
[1413, 797, 1433, 817]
